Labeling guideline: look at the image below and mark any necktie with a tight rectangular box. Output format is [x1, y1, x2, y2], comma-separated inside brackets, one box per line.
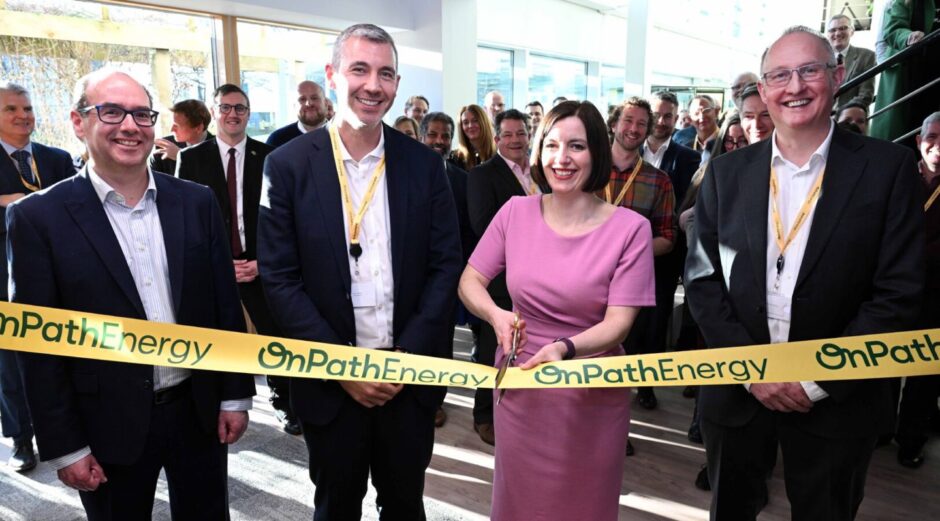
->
[11, 150, 36, 186]
[226, 148, 243, 257]
[837, 53, 844, 66]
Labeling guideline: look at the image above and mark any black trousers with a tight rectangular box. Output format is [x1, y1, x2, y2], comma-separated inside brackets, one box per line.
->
[702, 408, 876, 521]
[79, 386, 230, 521]
[240, 279, 293, 416]
[896, 292, 940, 447]
[302, 387, 435, 521]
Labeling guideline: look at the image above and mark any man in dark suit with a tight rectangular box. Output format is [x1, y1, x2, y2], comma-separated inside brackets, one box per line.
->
[827, 14, 876, 108]
[175, 84, 297, 434]
[150, 99, 212, 175]
[10, 69, 255, 520]
[420, 111, 475, 429]
[257, 24, 461, 520]
[266, 80, 329, 148]
[685, 27, 923, 520]
[465, 108, 533, 445]
[0, 82, 75, 472]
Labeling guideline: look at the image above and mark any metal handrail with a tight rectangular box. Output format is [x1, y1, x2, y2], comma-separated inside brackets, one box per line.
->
[834, 27, 940, 99]
[870, 76, 940, 120]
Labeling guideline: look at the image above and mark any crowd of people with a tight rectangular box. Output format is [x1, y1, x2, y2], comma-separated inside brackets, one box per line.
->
[0, 9, 938, 521]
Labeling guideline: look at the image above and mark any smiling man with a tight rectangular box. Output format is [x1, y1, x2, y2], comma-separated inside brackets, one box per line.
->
[267, 80, 329, 148]
[257, 24, 461, 520]
[827, 14, 876, 109]
[686, 26, 922, 520]
[9, 69, 254, 519]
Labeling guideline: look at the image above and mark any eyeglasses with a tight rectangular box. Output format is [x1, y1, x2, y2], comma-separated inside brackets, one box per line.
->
[79, 104, 158, 127]
[761, 62, 835, 87]
[827, 25, 850, 34]
[723, 137, 749, 148]
[218, 103, 249, 115]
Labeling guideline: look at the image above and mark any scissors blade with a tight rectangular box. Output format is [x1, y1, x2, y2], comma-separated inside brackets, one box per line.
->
[496, 321, 520, 405]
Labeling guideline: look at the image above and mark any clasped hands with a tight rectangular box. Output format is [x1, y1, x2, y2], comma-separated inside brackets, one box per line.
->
[750, 382, 813, 413]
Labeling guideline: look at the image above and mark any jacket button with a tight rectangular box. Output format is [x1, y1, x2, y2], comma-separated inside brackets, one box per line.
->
[142, 380, 152, 391]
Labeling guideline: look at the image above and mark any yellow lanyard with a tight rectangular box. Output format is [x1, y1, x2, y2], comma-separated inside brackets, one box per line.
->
[926, 183, 940, 212]
[15, 155, 41, 192]
[328, 125, 386, 259]
[604, 159, 643, 207]
[769, 164, 826, 276]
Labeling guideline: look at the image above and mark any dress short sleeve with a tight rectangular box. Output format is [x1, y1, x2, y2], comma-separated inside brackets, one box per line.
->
[467, 196, 516, 281]
[607, 212, 656, 307]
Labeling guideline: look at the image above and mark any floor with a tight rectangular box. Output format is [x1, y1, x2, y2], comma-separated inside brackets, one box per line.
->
[0, 327, 936, 520]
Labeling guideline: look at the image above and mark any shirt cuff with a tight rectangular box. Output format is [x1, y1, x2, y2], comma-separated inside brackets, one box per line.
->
[743, 383, 751, 392]
[800, 381, 829, 402]
[48, 446, 92, 471]
[220, 398, 253, 412]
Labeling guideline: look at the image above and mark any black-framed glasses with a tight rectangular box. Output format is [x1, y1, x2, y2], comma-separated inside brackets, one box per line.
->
[761, 62, 835, 87]
[79, 104, 159, 127]
[218, 103, 249, 115]
[723, 137, 749, 148]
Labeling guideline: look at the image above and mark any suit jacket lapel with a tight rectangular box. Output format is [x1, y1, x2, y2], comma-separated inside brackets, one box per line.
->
[155, 174, 185, 312]
[795, 128, 865, 288]
[493, 156, 526, 196]
[309, 129, 352, 292]
[383, 125, 407, 300]
[740, 141, 771, 297]
[65, 169, 146, 317]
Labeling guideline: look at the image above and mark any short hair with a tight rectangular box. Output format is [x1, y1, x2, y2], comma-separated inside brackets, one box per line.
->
[761, 25, 836, 73]
[922, 111, 940, 137]
[213, 83, 250, 107]
[619, 96, 654, 137]
[393, 115, 419, 136]
[332, 23, 398, 71]
[494, 109, 529, 133]
[531, 100, 611, 194]
[689, 94, 716, 110]
[419, 111, 454, 138]
[170, 99, 211, 130]
[739, 84, 761, 103]
[651, 91, 679, 107]
[827, 14, 852, 26]
[405, 95, 429, 111]
[837, 120, 863, 134]
[836, 101, 869, 119]
[0, 82, 28, 98]
[525, 100, 544, 111]
[72, 68, 153, 111]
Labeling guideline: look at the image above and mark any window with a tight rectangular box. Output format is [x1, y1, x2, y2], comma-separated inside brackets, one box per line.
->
[528, 54, 587, 108]
[600, 65, 625, 109]
[476, 46, 513, 109]
[0, 0, 216, 154]
[236, 20, 333, 140]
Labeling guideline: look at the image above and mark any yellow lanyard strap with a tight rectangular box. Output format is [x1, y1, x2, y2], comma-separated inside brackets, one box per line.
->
[328, 125, 386, 249]
[769, 164, 826, 259]
[924, 181, 940, 212]
[605, 159, 643, 207]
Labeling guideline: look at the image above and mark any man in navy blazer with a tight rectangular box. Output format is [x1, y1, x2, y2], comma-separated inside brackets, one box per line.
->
[9, 70, 254, 520]
[0, 82, 75, 472]
[265, 80, 329, 148]
[258, 24, 461, 520]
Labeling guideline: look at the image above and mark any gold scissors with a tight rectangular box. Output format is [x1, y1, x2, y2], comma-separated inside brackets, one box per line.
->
[495, 313, 520, 405]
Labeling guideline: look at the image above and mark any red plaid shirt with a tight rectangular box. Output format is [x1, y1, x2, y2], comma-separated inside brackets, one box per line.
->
[599, 160, 676, 242]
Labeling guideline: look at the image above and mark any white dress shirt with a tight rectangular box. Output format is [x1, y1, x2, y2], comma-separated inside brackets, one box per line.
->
[216, 137, 247, 251]
[756, 123, 835, 402]
[643, 137, 671, 170]
[333, 124, 395, 349]
[497, 151, 538, 195]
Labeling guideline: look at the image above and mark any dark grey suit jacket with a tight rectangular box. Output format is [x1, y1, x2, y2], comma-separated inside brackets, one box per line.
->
[685, 127, 923, 438]
[835, 45, 877, 108]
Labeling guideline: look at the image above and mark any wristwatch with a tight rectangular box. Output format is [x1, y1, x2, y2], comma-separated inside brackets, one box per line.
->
[553, 337, 576, 360]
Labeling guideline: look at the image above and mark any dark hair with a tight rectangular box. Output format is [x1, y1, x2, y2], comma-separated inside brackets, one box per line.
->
[525, 100, 544, 111]
[837, 121, 863, 134]
[405, 95, 429, 111]
[332, 23, 398, 70]
[836, 101, 869, 119]
[213, 83, 249, 107]
[619, 96, 654, 138]
[494, 109, 530, 134]
[651, 91, 679, 107]
[170, 99, 211, 130]
[419, 111, 454, 138]
[739, 84, 761, 103]
[393, 116, 419, 136]
[531, 100, 611, 194]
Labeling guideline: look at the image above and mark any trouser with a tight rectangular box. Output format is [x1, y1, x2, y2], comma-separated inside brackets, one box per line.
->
[0, 349, 33, 443]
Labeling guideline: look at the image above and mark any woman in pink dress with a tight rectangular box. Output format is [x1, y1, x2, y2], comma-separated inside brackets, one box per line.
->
[458, 100, 655, 520]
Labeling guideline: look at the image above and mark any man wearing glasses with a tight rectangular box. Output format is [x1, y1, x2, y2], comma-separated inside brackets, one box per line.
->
[826, 14, 876, 109]
[9, 69, 255, 518]
[686, 27, 922, 520]
[177, 87, 295, 434]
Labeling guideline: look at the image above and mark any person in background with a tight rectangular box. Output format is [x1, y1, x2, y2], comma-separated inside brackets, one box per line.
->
[454, 104, 496, 171]
[827, 13, 877, 109]
[483, 90, 506, 124]
[525, 101, 544, 133]
[835, 101, 869, 135]
[266, 80, 329, 148]
[404, 94, 429, 125]
[459, 100, 654, 521]
[730, 72, 759, 110]
[393, 115, 419, 139]
[151, 99, 211, 174]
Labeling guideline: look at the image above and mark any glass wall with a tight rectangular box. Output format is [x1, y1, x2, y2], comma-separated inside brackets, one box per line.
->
[527, 54, 587, 108]
[476, 46, 513, 109]
[600, 64, 625, 110]
[236, 20, 333, 141]
[0, 0, 216, 153]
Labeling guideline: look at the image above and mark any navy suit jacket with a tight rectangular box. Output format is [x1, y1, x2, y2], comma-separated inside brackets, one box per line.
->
[685, 128, 924, 438]
[656, 141, 701, 209]
[258, 125, 462, 424]
[0, 142, 75, 300]
[266, 122, 304, 148]
[8, 170, 255, 464]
